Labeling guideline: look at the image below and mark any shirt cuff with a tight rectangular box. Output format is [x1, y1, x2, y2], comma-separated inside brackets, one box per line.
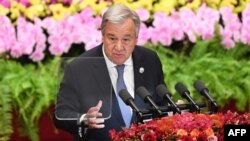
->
[80, 114, 86, 123]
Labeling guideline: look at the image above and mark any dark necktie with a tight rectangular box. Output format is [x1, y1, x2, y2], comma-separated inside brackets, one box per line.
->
[116, 64, 131, 128]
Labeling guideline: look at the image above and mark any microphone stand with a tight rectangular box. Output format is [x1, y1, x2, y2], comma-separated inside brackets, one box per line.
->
[177, 102, 206, 112]
[134, 110, 144, 123]
[208, 101, 218, 114]
[134, 101, 208, 123]
[159, 102, 206, 114]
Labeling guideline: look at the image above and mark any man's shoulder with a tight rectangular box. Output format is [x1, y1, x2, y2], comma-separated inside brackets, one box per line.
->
[66, 45, 102, 67]
[80, 45, 103, 57]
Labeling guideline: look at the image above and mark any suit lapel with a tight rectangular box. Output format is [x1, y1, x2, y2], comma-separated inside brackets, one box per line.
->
[90, 57, 114, 119]
[133, 47, 147, 103]
[90, 46, 111, 99]
[90, 46, 125, 126]
[132, 48, 145, 91]
[131, 47, 148, 122]
[91, 58, 111, 96]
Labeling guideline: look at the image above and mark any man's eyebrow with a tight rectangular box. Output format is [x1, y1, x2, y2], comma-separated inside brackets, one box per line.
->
[107, 33, 115, 36]
[106, 33, 133, 38]
[123, 34, 132, 37]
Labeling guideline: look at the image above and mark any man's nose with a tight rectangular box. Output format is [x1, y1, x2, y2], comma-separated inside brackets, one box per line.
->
[115, 40, 123, 51]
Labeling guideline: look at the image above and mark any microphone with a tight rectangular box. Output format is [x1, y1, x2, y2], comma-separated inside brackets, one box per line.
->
[119, 89, 143, 122]
[136, 86, 162, 117]
[194, 80, 218, 113]
[156, 84, 181, 114]
[175, 82, 200, 112]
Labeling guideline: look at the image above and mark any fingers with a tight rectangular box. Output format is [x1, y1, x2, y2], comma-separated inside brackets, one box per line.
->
[88, 118, 105, 128]
[86, 100, 103, 118]
[84, 100, 105, 129]
[96, 100, 102, 110]
[87, 100, 102, 113]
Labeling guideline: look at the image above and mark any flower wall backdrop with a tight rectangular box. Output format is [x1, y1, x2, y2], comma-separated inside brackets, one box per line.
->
[1, 0, 250, 61]
[1, 0, 250, 141]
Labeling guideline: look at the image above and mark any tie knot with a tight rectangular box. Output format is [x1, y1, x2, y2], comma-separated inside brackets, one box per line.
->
[116, 64, 125, 75]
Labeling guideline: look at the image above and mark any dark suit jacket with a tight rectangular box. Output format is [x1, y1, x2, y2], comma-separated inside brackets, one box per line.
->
[54, 44, 165, 141]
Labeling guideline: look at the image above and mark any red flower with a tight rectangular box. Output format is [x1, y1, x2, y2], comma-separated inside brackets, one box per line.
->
[197, 132, 207, 141]
[109, 111, 250, 141]
[180, 135, 193, 141]
[141, 131, 157, 141]
[207, 135, 218, 141]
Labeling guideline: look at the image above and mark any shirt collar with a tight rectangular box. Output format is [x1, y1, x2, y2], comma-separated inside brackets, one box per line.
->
[102, 45, 133, 68]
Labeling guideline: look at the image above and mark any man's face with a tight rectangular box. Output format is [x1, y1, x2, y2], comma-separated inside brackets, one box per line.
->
[102, 18, 138, 65]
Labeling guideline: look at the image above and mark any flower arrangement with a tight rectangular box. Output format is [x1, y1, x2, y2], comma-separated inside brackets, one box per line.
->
[1, 3, 250, 61]
[109, 111, 250, 141]
[1, 0, 249, 20]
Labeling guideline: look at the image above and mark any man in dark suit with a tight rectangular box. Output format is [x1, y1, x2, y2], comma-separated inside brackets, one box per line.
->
[54, 4, 165, 141]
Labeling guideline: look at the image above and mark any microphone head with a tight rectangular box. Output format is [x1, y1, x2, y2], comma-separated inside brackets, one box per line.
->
[136, 86, 151, 101]
[175, 82, 190, 97]
[194, 80, 208, 93]
[156, 84, 171, 98]
[119, 89, 132, 105]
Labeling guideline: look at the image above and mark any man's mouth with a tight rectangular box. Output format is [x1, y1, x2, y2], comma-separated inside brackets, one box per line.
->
[113, 53, 123, 57]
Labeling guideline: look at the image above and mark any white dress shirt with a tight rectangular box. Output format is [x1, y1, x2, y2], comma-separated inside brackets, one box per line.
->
[102, 46, 135, 100]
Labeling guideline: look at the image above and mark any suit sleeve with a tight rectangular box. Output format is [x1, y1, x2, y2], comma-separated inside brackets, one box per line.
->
[153, 51, 166, 106]
[154, 52, 165, 85]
